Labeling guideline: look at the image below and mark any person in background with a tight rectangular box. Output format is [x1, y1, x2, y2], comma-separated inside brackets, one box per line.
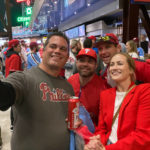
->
[68, 48, 107, 127]
[27, 42, 41, 69]
[133, 37, 144, 60]
[70, 39, 82, 57]
[0, 127, 2, 149]
[65, 39, 81, 79]
[126, 40, 139, 58]
[0, 47, 2, 73]
[88, 36, 99, 54]
[20, 40, 27, 70]
[38, 43, 44, 61]
[83, 38, 93, 49]
[95, 33, 150, 86]
[140, 34, 148, 54]
[5, 39, 22, 77]
[0, 32, 74, 150]
[119, 42, 126, 53]
[5, 39, 22, 131]
[1, 42, 8, 76]
[84, 52, 150, 150]
[83, 37, 104, 76]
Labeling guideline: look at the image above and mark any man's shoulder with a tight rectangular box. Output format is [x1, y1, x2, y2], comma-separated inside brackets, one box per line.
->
[134, 58, 145, 63]
[9, 53, 20, 60]
[68, 73, 79, 81]
[101, 87, 115, 95]
[136, 83, 150, 90]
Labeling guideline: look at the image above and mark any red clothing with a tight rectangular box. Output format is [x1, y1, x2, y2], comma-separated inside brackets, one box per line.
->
[96, 83, 150, 150]
[68, 73, 108, 125]
[146, 59, 150, 64]
[100, 59, 150, 84]
[5, 53, 22, 77]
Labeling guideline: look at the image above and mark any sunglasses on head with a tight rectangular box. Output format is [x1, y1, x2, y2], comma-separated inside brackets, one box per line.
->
[100, 36, 110, 41]
[98, 35, 118, 44]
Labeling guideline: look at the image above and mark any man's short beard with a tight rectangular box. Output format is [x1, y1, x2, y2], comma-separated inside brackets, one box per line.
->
[79, 71, 94, 78]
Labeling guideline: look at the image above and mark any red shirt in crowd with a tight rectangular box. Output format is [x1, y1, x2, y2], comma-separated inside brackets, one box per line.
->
[68, 73, 108, 125]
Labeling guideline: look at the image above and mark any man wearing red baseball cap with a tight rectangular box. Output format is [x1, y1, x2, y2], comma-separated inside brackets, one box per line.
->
[27, 42, 41, 69]
[88, 35, 99, 54]
[95, 33, 150, 86]
[68, 48, 108, 127]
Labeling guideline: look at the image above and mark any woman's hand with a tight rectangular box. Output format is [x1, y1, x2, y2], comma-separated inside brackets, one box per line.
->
[84, 135, 105, 150]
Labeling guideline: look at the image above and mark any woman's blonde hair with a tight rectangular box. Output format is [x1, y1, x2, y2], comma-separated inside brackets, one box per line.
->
[110, 52, 136, 82]
[126, 40, 138, 53]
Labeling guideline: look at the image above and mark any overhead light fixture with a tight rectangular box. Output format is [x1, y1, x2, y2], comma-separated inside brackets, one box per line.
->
[87, 3, 91, 6]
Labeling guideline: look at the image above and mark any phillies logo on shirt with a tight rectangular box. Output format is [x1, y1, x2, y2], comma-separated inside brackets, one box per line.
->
[40, 82, 70, 102]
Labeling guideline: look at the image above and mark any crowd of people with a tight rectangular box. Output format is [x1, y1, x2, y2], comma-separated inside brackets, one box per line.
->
[0, 31, 150, 150]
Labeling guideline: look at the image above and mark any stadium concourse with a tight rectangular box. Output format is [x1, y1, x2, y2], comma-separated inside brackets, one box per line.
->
[0, 109, 11, 150]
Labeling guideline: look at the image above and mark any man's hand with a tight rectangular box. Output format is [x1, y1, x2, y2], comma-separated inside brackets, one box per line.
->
[65, 118, 83, 129]
[84, 135, 105, 150]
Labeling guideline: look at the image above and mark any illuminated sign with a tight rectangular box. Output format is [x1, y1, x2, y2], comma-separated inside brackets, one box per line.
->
[16, 0, 31, 5]
[25, 7, 32, 15]
[17, 16, 31, 22]
[25, 22, 29, 27]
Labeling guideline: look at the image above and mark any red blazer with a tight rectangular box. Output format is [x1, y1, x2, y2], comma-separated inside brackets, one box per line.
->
[96, 83, 150, 150]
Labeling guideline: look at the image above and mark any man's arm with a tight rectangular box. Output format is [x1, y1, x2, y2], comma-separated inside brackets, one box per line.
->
[0, 81, 15, 111]
[134, 59, 150, 83]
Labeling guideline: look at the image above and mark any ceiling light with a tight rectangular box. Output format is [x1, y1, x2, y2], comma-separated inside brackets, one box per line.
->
[87, 3, 91, 6]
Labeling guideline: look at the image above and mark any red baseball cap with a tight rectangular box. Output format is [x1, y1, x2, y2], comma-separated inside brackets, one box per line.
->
[30, 42, 38, 49]
[76, 48, 97, 61]
[95, 33, 119, 48]
[7, 39, 20, 50]
[88, 35, 96, 41]
[133, 37, 139, 43]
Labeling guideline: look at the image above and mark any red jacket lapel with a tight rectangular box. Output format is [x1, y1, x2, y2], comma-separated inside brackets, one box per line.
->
[117, 86, 136, 133]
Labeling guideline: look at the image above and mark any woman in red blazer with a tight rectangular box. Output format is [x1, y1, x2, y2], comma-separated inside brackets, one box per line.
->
[84, 52, 150, 150]
[5, 39, 22, 77]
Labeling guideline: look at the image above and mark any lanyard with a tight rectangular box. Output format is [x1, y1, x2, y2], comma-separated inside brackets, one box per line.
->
[112, 84, 136, 126]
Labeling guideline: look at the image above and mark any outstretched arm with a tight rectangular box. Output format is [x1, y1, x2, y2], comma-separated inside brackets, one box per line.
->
[0, 80, 15, 111]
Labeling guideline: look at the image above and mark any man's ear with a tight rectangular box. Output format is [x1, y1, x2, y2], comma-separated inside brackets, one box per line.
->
[117, 44, 121, 52]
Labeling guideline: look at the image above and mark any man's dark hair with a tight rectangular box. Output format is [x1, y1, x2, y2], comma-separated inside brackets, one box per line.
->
[83, 38, 92, 48]
[44, 32, 70, 50]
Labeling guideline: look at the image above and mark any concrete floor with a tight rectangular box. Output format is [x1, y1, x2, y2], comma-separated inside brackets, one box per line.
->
[0, 109, 11, 150]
